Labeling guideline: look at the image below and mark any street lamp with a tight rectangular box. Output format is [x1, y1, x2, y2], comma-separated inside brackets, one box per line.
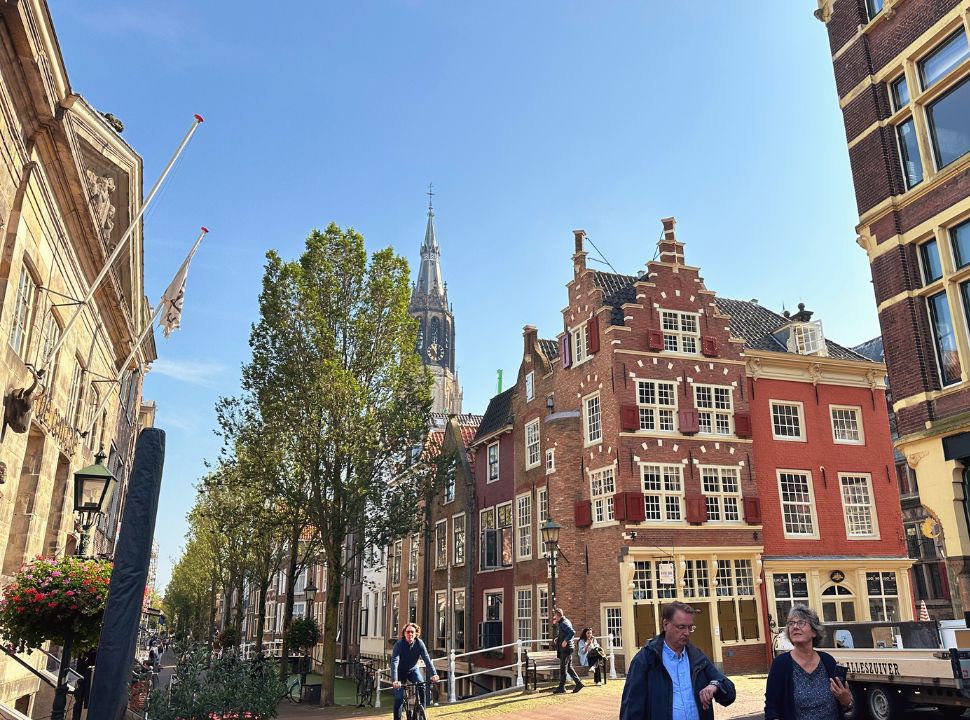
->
[304, 581, 317, 619]
[540, 518, 562, 610]
[51, 451, 117, 720]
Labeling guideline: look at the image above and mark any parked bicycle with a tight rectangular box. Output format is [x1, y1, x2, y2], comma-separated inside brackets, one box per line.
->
[283, 672, 303, 703]
[402, 679, 438, 720]
[355, 660, 376, 707]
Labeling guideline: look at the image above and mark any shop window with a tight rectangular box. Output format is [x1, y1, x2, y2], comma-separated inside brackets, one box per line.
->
[867, 572, 900, 622]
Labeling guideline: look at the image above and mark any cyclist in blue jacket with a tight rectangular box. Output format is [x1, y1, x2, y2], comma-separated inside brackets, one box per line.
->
[391, 623, 439, 720]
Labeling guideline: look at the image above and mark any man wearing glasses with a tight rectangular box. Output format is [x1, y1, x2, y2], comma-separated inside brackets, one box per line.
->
[620, 601, 736, 720]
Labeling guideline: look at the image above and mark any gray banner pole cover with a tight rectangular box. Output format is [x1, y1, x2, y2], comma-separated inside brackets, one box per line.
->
[87, 427, 165, 720]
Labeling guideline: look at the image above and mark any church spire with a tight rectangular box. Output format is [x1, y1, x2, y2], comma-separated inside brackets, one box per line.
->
[415, 183, 446, 303]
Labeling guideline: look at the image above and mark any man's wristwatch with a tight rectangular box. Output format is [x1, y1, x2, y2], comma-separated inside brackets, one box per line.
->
[708, 680, 721, 690]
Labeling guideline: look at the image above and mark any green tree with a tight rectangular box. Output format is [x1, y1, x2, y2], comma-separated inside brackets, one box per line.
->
[164, 536, 215, 642]
[244, 223, 432, 705]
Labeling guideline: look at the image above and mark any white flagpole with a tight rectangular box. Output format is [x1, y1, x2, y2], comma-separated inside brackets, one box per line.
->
[41, 114, 205, 376]
[80, 226, 208, 438]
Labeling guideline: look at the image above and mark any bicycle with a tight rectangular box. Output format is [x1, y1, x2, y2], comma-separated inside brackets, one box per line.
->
[402, 679, 438, 720]
[283, 672, 303, 703]
[355, 660, 376, 708]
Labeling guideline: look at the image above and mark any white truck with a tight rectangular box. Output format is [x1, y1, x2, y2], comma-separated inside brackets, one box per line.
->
[816, 620, 970, 720]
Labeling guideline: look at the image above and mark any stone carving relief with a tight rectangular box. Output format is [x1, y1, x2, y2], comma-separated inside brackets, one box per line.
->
[85, 169, 116, 237]
[906, 451, 929, 469]
[809, 363, 823, 386]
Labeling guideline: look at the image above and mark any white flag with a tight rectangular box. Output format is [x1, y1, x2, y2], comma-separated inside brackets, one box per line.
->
[158, 262, 189, 338]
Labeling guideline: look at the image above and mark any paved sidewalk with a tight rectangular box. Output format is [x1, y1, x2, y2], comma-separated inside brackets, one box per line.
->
[275, 678, 767, 720]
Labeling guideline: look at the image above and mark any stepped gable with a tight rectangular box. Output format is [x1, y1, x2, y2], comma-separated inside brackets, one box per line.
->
[473, 388, 515, 442]
[713, 297, 874, 363]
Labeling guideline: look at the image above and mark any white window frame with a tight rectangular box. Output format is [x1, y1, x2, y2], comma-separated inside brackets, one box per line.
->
[536, 487, 549, 556]
[435, 519, 448, 568]
[700, 466, 743, 523]
[452, 512, 466, 566]
[839, 472, 879, 539]
[408, 534, 419, 582]
[435, 590, 447, 650]
[516, 493, 533, 560]
[584, 392, 602, 446]
[525, 371, 535, 401]
[525, 418, 541, 469]
[777, 470, 820, 539]
[571, 322, 589, 365]
[589, 465, 616, 525]
[443, 468, 456, 504]
[636, 379, 678, 432]
[408, 589, 418, 623]
[694, 384, 734, 435]
[8, 261, 39, 358]
[537, 585, 551, 640]
[515, 586, 533, 643]
[603, 605, 623, 650]
[770, 400, 805, 442]
[487, 442, 500, 483]
[545, 448, 555, 474]
[789, 321, 825, 355]
[640, 463, 684, 522]
[484, 589, 504, 622]
[391, 592, 400, 638]
[659, 309, 700, 354]
[830, 405, 865, 445]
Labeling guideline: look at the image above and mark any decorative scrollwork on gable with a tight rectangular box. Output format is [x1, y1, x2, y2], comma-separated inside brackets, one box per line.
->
[85, 168, 116, 237]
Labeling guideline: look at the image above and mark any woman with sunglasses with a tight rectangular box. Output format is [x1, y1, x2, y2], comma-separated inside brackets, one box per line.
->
[764, 605, 854, 719]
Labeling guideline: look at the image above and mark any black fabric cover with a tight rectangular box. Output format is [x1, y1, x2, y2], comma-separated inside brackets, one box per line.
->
[87, 428, 165, 720]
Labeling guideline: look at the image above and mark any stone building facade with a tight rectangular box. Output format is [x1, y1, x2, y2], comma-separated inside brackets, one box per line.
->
[816, 0, 970, 619]
[0, 0, 154, 712]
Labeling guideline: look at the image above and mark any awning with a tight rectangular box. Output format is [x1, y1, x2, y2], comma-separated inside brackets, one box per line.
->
[943, 432, 970, 462]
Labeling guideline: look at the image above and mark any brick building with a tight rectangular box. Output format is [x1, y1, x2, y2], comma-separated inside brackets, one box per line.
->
[816, 0, 970, 619]
[717, 299, 911, 633]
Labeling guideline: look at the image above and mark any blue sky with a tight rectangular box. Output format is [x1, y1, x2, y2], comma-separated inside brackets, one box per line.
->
[49, 2, 868, 590]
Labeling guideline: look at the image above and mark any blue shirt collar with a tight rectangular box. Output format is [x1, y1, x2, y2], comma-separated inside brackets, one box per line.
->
[663, 640, 686, 660]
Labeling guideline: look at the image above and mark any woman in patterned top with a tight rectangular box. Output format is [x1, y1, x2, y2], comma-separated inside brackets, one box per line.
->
[764, 605, 854, 720]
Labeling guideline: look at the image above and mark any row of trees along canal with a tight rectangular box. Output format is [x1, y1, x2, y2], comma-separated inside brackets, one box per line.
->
[164, 224, 458, 706]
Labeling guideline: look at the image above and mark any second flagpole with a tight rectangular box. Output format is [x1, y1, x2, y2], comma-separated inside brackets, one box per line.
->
[80, 226, 209, 440]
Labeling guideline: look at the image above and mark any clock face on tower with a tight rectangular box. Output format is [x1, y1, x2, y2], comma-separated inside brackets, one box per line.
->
[426, 342, 443, 362]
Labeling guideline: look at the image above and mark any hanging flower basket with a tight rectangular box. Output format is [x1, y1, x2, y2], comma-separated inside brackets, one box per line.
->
[0, 555, 112, 653]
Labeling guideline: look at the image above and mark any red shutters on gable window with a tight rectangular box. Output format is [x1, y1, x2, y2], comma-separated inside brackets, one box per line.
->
[701, 335, 719, 357]
[574, 500, 592, 528]
[586, 316, 600, 354]
[620, 405, 640, 432]
[613, 492, 628, 521]
[685, 496, 708, 524]
[560, 334, 571, 368]
[679, 408, 699, 434]
[734, 412, 752, 438]
[743, 497, 762, 524]
[626, 491, 646, 522]
[647, 329, 664, 352]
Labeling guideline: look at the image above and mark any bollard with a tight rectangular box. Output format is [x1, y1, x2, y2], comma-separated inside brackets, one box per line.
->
[449, 650, 457, 703]
[608, 633, 618, 679]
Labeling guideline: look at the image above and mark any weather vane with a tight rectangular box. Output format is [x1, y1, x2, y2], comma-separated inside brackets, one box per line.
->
[427, 182, 434, 211]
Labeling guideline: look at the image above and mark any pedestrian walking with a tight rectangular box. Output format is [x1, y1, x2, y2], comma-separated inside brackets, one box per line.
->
[764, 604, 854, 720]
[620, 601, 735, 720]
[551, 608, 583, 694]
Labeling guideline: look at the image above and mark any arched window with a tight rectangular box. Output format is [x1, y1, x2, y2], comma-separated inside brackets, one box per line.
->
[821, 583, 856, 623]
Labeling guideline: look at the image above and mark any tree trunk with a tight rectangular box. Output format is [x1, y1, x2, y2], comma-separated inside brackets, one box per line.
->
[279, 522, 300, 682]
[420, 499, 433, 637]
[321, 566, 341, 706]
[255, 575, 271, 654]
[234, 573, 245, 644]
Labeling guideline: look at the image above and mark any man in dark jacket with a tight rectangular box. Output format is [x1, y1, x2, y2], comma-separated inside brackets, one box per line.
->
[551, 608, 583, 694]
[391, 623, 439, 720]
[620, 601, 735, 720]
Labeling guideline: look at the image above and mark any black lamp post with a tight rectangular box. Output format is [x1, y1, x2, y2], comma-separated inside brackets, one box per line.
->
[302, 581, 318, 675]
[51, 451, 116, 720]
[540, 518, 562, 611]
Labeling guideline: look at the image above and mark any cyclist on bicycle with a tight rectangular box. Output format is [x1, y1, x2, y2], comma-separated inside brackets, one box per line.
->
[391, 623, 438, 720]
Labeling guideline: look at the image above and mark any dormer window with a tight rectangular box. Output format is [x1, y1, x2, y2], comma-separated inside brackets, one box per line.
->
[789, 321, 826, 356]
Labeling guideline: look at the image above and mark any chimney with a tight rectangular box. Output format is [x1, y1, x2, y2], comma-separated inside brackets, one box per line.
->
[523, 324, 538, 356]
[657, 216, 685, 265]
[573, 229, 588, 275]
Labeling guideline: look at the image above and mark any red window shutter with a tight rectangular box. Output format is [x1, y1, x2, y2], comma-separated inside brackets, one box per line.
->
[734, 412, 752, 438]
[587, 316, 600, 354]
[626, 492, 646, 523]
[560, 334, 571, 368]
[647, 329, 664, 352]
[939, 561, 951, 600]
[701, 335, 718, 357]
[679, 408, 699, 434]
[743, 497, 762, 524]
[613, 492, 628, 521]
[621, 404, 640, 432]
[685, 496, 708, 524]
[574, 500, 592, 528]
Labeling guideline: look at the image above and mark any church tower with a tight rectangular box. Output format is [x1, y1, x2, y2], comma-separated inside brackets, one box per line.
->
[409, 189, 462, 414]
